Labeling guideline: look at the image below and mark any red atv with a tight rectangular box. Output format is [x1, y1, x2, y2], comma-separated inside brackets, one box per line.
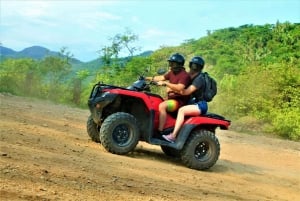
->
[87, 71, 230, 170]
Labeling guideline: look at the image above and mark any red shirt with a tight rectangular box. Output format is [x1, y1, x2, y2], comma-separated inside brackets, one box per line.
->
[164, 68, 191, 105]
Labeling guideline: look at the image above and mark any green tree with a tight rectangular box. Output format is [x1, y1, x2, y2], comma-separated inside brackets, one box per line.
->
[39, 56, 71, 101]
[95, 29, 141, 86]
[0, 58, 41, 95]
[73, 69, 90, 105]
[99, 28, 140, 67]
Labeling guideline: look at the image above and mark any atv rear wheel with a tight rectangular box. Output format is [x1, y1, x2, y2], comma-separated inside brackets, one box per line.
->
[161, 146, 180, 158]
[87, 115, 100, 143]
[181, 129, 220, 170]
[100, 112, 139, 155]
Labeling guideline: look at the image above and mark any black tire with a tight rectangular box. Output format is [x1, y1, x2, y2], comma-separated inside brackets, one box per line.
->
[100, 112, 139, 155]
[180, 129, 220, 170]
[87, 115, 100, 143]
[161, 145, 181, 158]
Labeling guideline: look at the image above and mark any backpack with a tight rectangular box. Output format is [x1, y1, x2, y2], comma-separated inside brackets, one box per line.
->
[201, 72, 217, 102]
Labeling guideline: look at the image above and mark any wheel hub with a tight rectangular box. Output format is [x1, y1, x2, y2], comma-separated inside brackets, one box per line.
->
[194, 141, 210, 160]
[112, 124, 130, 145]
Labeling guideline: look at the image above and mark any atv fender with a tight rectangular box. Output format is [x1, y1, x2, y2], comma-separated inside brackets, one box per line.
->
[88, 92, 118, 107]
[165, 116, 230, 150]
[88, 93, 119, 124]
[172, 124, 196, 150]
[185, 116, 231, 130]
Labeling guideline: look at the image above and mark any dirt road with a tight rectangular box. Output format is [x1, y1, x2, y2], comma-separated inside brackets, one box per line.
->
[1, 93, 299, 201]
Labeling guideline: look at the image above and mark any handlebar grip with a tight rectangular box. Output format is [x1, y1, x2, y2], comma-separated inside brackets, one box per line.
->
[150, 81, 158, 85]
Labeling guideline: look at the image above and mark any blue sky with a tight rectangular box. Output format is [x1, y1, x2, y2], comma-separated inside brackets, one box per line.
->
[1, 0, 299, 62]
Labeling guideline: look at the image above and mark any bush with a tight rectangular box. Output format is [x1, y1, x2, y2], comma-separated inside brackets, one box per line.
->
[271, 108, 300, 141]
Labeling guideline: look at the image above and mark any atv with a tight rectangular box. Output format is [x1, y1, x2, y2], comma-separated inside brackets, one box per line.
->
[87, 70, 231, 170]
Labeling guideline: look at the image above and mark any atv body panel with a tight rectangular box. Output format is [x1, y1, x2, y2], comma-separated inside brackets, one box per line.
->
[88, 83, 176, 142]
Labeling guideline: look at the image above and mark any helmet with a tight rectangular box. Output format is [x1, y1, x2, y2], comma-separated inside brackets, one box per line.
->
[189, 56, 205, 72]
[167, 53, 185, 73]
[167, 53, 185, 66]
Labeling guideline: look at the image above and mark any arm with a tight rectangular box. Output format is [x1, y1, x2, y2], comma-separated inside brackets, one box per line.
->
[146, 75, 166, 82]
[158, 81, 186, 91]
[178, 84, 198, 95]
[177, 74, 202, 95]
[157, 71, 190, 91]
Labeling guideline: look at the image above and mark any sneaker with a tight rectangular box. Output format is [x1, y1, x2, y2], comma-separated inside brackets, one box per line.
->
[162, 134, 176, 143]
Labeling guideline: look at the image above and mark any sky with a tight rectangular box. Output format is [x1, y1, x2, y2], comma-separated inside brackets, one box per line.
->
[1, 0, 299, 62]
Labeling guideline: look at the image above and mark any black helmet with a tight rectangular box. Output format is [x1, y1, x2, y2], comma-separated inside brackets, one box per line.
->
[167, 53, 185, 66]
[189, 56, 205, 72]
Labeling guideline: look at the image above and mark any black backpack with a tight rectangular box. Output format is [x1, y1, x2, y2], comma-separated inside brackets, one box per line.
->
[201, 72, 217, 102]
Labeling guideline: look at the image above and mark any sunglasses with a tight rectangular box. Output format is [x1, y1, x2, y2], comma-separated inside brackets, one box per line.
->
[189, 63, 198, 70]
[168, 61, 177, 67]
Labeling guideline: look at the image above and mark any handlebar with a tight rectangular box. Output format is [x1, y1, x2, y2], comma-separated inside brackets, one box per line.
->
[149, 80, 158, 86]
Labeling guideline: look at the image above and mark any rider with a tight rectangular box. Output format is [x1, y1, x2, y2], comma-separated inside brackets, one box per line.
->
[147, 53, 191, 135]
[162, 56, 208, 143]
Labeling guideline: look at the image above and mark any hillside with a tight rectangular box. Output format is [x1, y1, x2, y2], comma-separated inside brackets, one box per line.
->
[0, 45, 82, 64]
[1, 93, 300, 200]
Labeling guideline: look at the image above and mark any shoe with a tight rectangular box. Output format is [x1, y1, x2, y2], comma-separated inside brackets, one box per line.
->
[162, 134, 176, 143]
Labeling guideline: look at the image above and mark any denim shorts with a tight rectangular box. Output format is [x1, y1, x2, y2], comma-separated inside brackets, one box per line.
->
[196, 101, 208, 114]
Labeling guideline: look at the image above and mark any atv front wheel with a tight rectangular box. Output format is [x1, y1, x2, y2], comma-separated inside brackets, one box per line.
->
[100, 112, 139, 155]
[87, 115, 101, 143]
[181, 129, 220, 170]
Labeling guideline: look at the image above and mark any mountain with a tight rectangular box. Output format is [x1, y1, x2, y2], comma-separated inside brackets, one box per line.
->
[0, 46, 16, 56]
[0, 45, 153, 65]
[137, 50, 153, 57]
[19, 46, 58, 59]
[1, 45, 154, 77]
[0, 45, 82, 64]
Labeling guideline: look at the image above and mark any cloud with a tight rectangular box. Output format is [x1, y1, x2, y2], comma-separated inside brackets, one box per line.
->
[142, 28, 168, 38]
[138, 28, 185, 52]
[75, 11, 121, 31]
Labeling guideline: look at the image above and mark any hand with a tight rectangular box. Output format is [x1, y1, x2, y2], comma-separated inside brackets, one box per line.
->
[145, 76, 152, 81]
[178, 90, 184, 95]
[157, 81, 166, 86]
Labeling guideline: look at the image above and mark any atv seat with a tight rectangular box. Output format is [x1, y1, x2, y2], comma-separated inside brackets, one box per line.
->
[202, 113, 227, 120]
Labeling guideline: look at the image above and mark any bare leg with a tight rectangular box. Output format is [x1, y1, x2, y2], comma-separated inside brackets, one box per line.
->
[158, 101, 168, 131]
[172, 104, 200, 138]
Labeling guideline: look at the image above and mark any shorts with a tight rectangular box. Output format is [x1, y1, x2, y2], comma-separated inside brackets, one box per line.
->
[196, 101, 208, 114]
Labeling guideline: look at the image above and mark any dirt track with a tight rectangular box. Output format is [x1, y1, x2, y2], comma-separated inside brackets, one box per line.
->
[1, 93, 300, 201]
